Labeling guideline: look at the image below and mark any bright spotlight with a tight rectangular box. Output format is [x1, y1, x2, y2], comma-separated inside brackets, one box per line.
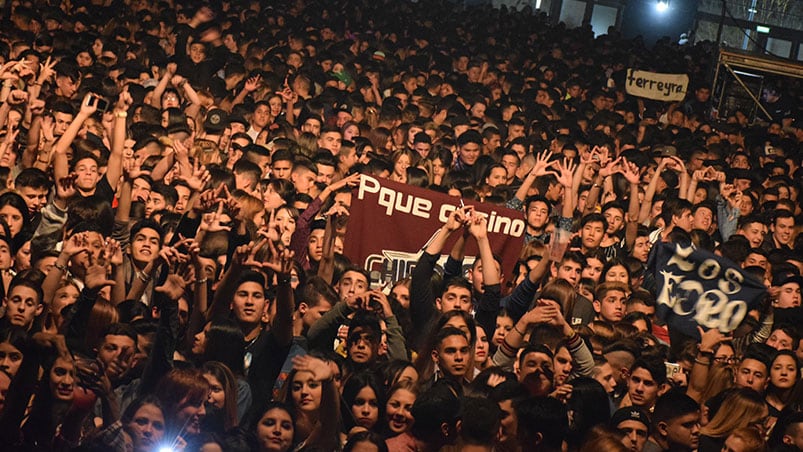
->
[656, 0, 669, 12]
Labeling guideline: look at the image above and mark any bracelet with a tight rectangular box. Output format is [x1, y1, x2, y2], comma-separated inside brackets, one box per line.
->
[195, 277, 208, 284]
[115, 111, 128, 118]
[694, 358, 711, 366]
[513, 324, 526, 336]
[2, 80, 13, 87]
[53, 262, 68, 273]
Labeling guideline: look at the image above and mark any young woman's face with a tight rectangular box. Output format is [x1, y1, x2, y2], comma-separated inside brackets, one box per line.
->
[343, 124, 360, 141]
[391, 283, 410, 309]
[204, 372, 226, 409]
[192, 322, 211, 355]
[269, 96, 283, 117]
[0, 204, 24, 236]
[604, 265, 629, 285]
[474, 326, 489, 364]
[262, 184, 286, 211]
[176, 396, 206, 435]
[493, 315, 514, 346]
[126, 403, 166, 452]
[386, 388, 416, 434]
[49, 356, 76, 402]
[275, 208, 297, 235]
[291, 370, 322, 412]
[52, 284, 80, 317]
[770, 354, 797, 390]
[257, 407, 294, 452]
[0, 341, 23, 377]
[394, 154, 411, 176]
[350, 386, 380, 429]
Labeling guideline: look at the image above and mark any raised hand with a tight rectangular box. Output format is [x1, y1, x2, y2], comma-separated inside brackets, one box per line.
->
[177, 158, 210, 192]
[292, 354, 333, 381]
[554, 158, 577, 188]
[122, 157, 150, 182]
[244, 75, 262, 93]
[116, 88, 133, 112]
[62, 231, 91, 258]
[38, 56, 57, 84]
[155, 274, 188, 300]
[79, 93, 99, 116]
[200, 201, 232, 232]
[620, 159, 641, 185]
[84, 250, 116, 290]
[467, 213, 489, 240]
[530, 150, 555, 178]
[7, 89, 28, 105]
[598, 156, 622, 178]
[264, 239, 295, 274]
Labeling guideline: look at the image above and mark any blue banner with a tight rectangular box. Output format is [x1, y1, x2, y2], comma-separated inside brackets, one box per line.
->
[648, 241, 767, 339]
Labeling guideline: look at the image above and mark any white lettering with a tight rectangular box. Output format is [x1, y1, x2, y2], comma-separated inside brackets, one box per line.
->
[358, 175, 380, 199]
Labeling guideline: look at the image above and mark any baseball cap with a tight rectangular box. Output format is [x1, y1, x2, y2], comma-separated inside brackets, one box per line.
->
[610, 407, 650, 428]
[204, 108, 228, 134]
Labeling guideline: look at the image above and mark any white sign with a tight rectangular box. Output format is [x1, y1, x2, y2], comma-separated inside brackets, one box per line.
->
[625, 69, 689, 102]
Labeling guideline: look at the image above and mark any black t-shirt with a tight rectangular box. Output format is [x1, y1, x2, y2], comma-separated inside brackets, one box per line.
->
[79, 176, 114, 204]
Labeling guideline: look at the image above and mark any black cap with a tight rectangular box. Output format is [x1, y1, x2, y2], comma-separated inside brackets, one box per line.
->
[610, 407, 650, 428]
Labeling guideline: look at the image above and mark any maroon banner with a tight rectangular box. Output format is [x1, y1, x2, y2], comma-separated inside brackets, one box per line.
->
[344, 175, 526, 287]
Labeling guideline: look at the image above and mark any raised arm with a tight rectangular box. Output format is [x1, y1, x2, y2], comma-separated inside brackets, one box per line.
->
[638, 159, 668, 224]
[106, 90, 133, 193]
[620, 159, 642, 250]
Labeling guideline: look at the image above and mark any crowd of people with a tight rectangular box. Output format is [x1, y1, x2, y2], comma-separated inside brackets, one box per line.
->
[0, 0, 801, 451]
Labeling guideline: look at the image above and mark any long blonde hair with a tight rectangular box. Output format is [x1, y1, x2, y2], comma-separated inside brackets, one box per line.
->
[700, 388, 767, 438]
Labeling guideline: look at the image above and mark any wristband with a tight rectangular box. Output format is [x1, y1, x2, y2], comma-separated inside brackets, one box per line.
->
[115, 111, 128, 118]
[195, 277, 208, 284]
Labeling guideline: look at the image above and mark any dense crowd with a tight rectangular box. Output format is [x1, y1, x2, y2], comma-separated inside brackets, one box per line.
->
[0, 0, 801, 451]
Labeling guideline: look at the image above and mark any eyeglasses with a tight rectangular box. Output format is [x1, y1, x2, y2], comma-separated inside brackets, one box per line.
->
[713, 356, 738, 364]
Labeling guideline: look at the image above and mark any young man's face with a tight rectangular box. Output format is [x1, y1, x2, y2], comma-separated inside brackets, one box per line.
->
[663, 411, 701, 451]
[3, 285, 42, 329]
[131, 177, 151, 203]
[432, 334, 470, 379]
[145, 192, 167, 217]
[594, 289, 627, 322]
[74, 158, 100, 192]
[317, 132, 342, 154]
[271, 159, 293, 180]
[580, 220, 605, 250]
[518, 351, 553, 384]
[773, 217, 795, 245]
[347, 326, 380, 364]
[458, 141, 481, 166]
[616, 419, 648, 452]
[96, 334, 136, 368]
[436, 285, 472, 312]
[131, 227, 161, 264]
[231, 281, 267, 325]
[337, 270, 369, 302]
[735, 358, 768, 393]
[16, 186, 48, 214]
[739, 222, 767, 248]
[553, 347, 572, 386]
[627, 367, 661, 409]
[554, 259, 582, 287]
[291, 168, 317, 194]
[526, 201, 550, 231]
[776, 282, 801, 308]
[672, 209, 694, 232]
